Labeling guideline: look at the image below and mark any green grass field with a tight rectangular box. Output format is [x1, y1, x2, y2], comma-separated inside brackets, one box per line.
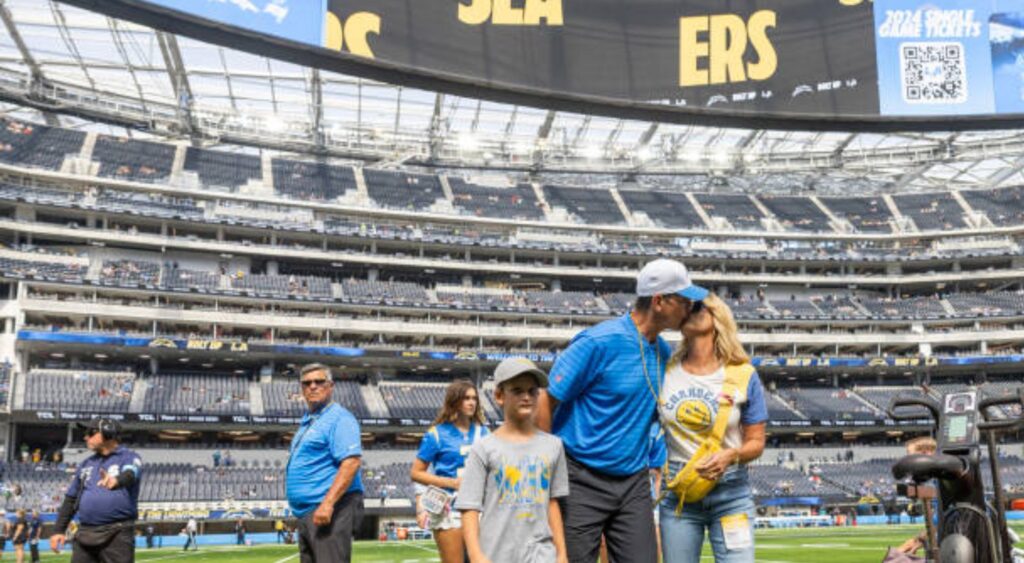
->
[19, 525, 1022, 562]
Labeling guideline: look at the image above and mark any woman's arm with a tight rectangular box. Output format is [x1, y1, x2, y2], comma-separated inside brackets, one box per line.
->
[409, 458, 460, 490]
[733, 422, 767, 464]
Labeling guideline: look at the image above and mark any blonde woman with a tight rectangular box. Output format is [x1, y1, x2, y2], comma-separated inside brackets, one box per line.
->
[658, 294, 767, 563]
[410, 379, 488, 563]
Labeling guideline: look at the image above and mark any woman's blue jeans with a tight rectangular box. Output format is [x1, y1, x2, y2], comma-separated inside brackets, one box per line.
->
[659, 465, 756, 563]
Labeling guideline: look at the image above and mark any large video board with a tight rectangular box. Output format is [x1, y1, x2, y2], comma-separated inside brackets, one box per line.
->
[59, 0, 1024, 131]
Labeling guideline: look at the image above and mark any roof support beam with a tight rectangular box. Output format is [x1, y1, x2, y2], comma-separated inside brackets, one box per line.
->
[427, 93, 445, 160]
[533, 110, 556, 165]
[265, 58, 279, 114]
[0, 2, 41, 83]
[217, 48, 238, 112]
[392, 84, 403, 147]
[156, 32, 195, 136]
[892, 162, 933, 191]
[536, 110, 556, 140]
[0, 4, 59, 127]
[985, 154, 1024, 189]
[469, 99, 482, 133]
[50, 2, 96, 92]
[603, 119, 625, 152]
[637, 123, 659, 148]
[737, 129, 763, 150]
[570, 115, 592, 152]
[831, 132, 858, 164]
[108, 18, 148, 114]
[310, 69, 324, 147]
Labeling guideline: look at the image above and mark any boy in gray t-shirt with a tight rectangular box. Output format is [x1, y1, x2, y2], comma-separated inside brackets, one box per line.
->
[456, 358, 569, 563]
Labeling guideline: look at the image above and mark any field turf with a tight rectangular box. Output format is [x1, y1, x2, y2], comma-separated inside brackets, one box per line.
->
[22, 525, 1024, 562]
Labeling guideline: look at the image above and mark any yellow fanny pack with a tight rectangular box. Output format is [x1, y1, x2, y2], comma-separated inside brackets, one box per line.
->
[663, 362, 754, 514]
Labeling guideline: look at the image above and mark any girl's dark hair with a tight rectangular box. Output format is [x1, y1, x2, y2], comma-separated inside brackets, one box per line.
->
[433, 379, 486, 426]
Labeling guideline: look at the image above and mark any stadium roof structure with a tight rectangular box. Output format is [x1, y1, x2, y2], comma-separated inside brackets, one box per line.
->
[0, 0, 1024, 194]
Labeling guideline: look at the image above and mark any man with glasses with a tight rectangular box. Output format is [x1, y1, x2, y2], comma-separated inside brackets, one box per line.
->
[286, 363, 364, 563]
[538, 258, 706, 563]
[49, 418, 141, 562]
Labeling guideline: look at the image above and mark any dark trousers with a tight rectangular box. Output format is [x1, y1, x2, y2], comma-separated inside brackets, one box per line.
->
[560, 456, 658, 563]
[183, 532, 197, 551]
[71, 525, 134, 563]
[297, 492, 364, 563]
[29, 540, 39, 563]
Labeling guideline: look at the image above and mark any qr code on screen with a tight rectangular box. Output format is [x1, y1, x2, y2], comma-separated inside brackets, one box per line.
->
[899, 42, 967, 104]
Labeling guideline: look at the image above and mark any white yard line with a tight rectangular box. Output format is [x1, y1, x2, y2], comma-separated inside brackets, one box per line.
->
[139, 553, 196, 562]
[272, 553, 300, 563]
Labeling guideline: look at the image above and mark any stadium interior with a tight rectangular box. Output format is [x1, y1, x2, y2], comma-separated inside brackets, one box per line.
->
[0, 0, 1019, 555]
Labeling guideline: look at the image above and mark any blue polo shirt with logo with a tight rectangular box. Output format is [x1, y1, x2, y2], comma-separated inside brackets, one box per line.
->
[549, 314, 671, 476]
[66, 446, 142, 526]
[286, 402, 363, 517]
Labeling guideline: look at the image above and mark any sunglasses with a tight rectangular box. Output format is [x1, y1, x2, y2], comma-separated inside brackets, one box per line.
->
[301, 378, 332, 388]
[85, 429, 99, 437]
[691, 301, 704, 314]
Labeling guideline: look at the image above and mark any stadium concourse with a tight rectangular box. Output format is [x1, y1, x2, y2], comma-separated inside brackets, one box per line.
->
[0, 0, 1021, 561]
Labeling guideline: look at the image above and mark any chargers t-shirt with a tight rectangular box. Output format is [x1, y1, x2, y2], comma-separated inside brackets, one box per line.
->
[658, 363, 768, 464]
[455, 432, 569, 563]
[549, 314, 671, 476]
[417, 422, 488, 492]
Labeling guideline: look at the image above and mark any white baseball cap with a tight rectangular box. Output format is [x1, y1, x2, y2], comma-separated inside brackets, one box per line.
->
[636, 258, 708, 301]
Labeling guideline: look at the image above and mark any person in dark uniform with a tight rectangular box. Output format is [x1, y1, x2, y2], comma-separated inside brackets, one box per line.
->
[27, 511, 40, 563]
[11, 509, 26, 563]
[235, 519, 246, 545]
[144, 524, 154, 549]
[0, 509, 10, 559]
[49, 418, 142, 563]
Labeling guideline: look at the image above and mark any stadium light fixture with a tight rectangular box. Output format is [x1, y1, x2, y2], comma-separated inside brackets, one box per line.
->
[458, 134, 479, 151]
[680, 150, 701, 163]
[711, 150, 733, 166]
[582, 144, 602, 160]
[266, 115, 286, 133]
[512, 140, 532, 154]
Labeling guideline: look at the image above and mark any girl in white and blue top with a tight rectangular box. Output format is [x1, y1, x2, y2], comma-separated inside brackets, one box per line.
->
[410, 379, 489, 563]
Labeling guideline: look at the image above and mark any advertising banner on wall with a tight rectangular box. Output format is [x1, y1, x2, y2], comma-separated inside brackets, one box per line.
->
[59, 0, 1024, 130]
[874, 0, 1024, 117]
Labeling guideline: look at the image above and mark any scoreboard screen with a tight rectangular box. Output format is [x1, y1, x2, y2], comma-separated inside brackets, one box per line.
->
[59, 0, 1024, 131]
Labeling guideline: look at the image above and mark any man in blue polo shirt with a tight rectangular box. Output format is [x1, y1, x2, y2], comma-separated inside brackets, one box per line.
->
[539, 258, 706, 563]
[286, 363, 364, 563]
[49, 418, 141, 562]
